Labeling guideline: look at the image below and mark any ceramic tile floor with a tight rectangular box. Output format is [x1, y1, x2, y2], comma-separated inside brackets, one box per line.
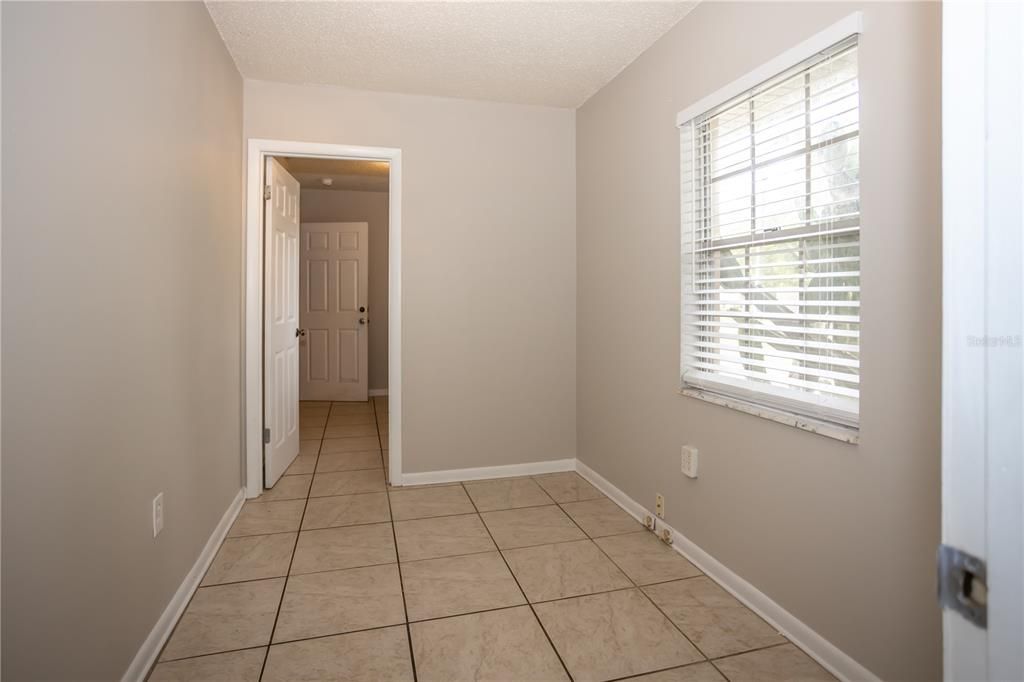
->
[148, 397, 837, 682]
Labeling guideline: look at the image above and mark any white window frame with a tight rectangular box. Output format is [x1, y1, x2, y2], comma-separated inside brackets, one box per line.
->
[677, 13, 863, 444]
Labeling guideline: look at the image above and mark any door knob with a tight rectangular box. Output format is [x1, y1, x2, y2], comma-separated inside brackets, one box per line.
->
[359, 318, 368, 325]
[295, 328, 306, 337]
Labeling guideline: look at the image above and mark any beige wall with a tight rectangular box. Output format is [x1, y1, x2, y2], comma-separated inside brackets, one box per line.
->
[1, 3, 243, 679]
[576, 3, 941, 680]
[300, 188, 390, 392]
[246, 81, 577, 474]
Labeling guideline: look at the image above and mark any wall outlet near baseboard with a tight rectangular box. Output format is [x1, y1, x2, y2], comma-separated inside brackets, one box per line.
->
[681, 445, 699, 478]
[655, 493, 665, 519]
[153, 492, 164, 537]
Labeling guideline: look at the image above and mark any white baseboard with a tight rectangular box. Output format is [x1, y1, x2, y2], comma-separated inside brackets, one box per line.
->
[368, 389, 389, 397]
[121, 488, 246, 682]
[573, 460, 879, 682]
[399, 458, 576, 486]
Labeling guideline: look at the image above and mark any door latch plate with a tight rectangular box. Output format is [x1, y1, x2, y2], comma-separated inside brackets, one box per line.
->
[937, 543, 987, 629]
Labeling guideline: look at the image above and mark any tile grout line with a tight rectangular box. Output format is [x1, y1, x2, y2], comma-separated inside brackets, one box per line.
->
[256, 402, 329, 680]
[460, 481, 577, 682]
[146, 404, 326, 678]
[154, 599, 796, 670]
[378, 397, 419, 682]
[546, 491, 714, 671]
[606, 659, 722, 682]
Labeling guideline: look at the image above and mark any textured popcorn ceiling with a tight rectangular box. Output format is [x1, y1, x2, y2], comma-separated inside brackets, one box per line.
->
[206, 1, 697, 108]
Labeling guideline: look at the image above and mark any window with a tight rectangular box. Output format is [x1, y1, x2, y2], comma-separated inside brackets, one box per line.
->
[679, 34, 860, 430]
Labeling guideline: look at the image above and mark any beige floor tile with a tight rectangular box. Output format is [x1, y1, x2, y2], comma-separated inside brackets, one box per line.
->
[627, 662, 727, 682]
[561, 497, 643, 537]
[712, 644, 835, 681]
[401, 551, 526, 621]
[302, 492, 391, 530]
[300, 426, 325, 440]
[263, 627, 413, 682]
[228, 500, 304, 537]
[410, 606, 568, 682]
[330, 401, 373, 415]
[534, 588, 703, 681]
[298, 440, 321, 456]
[644, 577, 785, 659]
[290, 522, 396, 574]
[310, 469, 386, 497]
[273, 564, 405, 642]
[284, 453, 317, 476]
[318, 436, 381, 453]
[316, 450, 382, 473]
[534, 472, 604, 503]
[502, 539, 631, 602]
[480, 505, 585, 549]
[389, 485, 476, 521]
[149, 648, 266, 681]
[595, 531, 702, 585]
[299, 414, 327, 428]
[259, 474, 312, 502]
[464, 477, 554, 512]
[394, 514, 496, 562]
[323, 423, 379, 439]
[202, 533, 296, 586]
[160, 578, 284, 660]
[327, 412, 376, 426]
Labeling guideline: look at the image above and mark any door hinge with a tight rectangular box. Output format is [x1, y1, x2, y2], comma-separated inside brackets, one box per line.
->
[264, 185, 272, 201]
[938, 544, 987, 629]
[263, 428, 271, 445]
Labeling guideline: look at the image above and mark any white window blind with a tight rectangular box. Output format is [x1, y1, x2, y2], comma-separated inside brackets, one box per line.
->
[680, 36, 860, 428]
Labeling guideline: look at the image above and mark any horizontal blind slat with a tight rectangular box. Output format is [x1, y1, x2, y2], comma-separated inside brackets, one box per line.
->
[692, 342, 860, 368]
[690, 331, 860, 354]
[686, 319, 860, 339]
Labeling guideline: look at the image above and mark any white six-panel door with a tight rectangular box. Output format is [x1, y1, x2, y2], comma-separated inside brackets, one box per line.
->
[263, 158, 301, 487]
[299, 222, 370, 402]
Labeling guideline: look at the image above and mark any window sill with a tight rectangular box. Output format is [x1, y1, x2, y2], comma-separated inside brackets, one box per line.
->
[679, 387, 860, 444]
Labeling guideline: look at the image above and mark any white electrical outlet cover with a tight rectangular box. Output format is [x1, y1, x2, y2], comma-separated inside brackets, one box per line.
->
[153, 493, 164, 537]
[681, 446, 699, 478]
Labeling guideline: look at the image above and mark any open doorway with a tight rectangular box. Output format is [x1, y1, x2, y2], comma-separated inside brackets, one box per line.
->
[244, 140, 403, 498]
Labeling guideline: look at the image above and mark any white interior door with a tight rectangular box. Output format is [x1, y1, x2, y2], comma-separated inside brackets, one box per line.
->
[264, 157, 301, 487]
[299, 221, 369, 402]
[942, 2, 1023, 679]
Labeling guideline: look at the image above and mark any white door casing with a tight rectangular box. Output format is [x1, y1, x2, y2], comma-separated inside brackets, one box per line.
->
[245, 140, 403, 499]
[263, 157, 301, 487]
[942, 2, 1024, 680]
[299, 222, 370, 401]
